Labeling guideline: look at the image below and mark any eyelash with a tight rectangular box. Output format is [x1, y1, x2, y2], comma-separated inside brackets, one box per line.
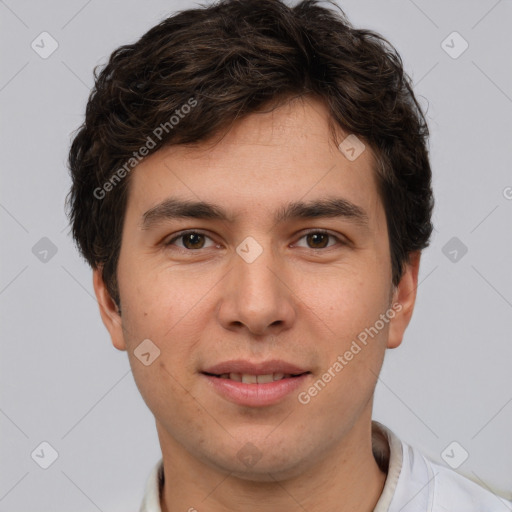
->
[164, 229, 345, 252]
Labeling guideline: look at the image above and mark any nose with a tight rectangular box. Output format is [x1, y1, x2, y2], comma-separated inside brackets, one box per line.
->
[216, 237, 296, 337]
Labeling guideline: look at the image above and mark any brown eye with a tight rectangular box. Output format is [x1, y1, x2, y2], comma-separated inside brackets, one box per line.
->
[181, 232, 205, 249]
[166, 231, 215, 250]
[306, 232, 330, 249]
[295, 230, 341, 250]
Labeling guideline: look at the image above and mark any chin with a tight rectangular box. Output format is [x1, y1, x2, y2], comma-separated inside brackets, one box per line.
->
[228, 463, 305, 483]
[206, 448, 312, 483]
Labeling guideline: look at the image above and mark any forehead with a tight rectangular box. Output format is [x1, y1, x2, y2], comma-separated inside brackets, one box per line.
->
[124, 96, 385, 231]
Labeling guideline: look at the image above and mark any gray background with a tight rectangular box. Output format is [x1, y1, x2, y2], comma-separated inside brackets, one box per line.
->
[1, 0, 511, 510]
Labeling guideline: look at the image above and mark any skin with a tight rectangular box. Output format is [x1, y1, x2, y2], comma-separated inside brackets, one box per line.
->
[93, 95, 420, 512]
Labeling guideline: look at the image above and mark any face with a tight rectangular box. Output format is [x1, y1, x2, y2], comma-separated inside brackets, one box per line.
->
[94, 96, 419, 481]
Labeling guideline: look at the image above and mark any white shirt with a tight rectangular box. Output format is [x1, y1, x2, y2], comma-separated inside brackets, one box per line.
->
[139, 421, 512, 511]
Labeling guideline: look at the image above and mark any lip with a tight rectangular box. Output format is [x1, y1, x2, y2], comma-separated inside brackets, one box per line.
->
[202, 372, 311, 407]
[202, 359, 309, 375]
[201, 359, 311, 407]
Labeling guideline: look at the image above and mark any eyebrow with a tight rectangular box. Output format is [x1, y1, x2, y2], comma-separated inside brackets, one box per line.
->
[141, 197, 370, 230]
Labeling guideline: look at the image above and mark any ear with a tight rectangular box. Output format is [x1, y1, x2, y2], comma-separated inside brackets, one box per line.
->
[92, 268, 127, 351]
[387, 251, 421, 350]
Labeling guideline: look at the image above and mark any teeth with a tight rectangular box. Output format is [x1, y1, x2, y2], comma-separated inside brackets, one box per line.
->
[256, 373, 274, 384]
[218, 372, 293, 383]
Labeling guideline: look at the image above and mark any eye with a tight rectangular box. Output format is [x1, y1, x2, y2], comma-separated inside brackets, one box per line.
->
[164, 229, 345, 252]
[294, 229, 343, 250]
[165, 230, 217, 250]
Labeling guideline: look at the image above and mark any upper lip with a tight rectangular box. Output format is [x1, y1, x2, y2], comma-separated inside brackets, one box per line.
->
[202, 359, 310, 376]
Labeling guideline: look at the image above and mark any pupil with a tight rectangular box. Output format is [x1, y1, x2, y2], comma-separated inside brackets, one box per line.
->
[184, 233, 204, 249]
[308, 233, 328, 248]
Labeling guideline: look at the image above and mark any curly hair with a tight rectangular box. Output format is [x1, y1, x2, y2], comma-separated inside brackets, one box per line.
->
[66, 0, 434, 308]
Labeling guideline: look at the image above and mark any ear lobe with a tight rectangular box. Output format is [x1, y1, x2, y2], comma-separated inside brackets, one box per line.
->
[386, 251, 421, 350]
[92, 268, 127, 351]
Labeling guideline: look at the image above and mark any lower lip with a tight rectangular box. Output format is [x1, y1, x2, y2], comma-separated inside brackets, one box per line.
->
[202, 373, 310, 407]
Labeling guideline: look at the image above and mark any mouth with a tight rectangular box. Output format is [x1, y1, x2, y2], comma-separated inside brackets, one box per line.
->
[201, 370, 312, 407]
[202, 371, 311, 384]
[200, 359, 312, 406]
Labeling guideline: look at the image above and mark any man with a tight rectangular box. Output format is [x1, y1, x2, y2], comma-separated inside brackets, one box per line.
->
[66, 0, 512, 510]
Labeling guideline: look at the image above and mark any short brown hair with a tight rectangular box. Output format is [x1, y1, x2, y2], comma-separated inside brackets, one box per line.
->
[66, 0, 434, 307]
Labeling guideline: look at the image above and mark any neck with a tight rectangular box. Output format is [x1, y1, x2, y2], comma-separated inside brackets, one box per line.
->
[157, 415, 388, 512]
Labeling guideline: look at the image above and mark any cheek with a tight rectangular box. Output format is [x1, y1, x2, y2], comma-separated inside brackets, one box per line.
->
[117, 258, 203, 340]
[130, 357, 207, 440]
[118, 265, 209, 402]
[118, 268, 205, 411]
[311, 275, 391, 393]
[306, 282, 391, 402]
[301, 267, 390, 338]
